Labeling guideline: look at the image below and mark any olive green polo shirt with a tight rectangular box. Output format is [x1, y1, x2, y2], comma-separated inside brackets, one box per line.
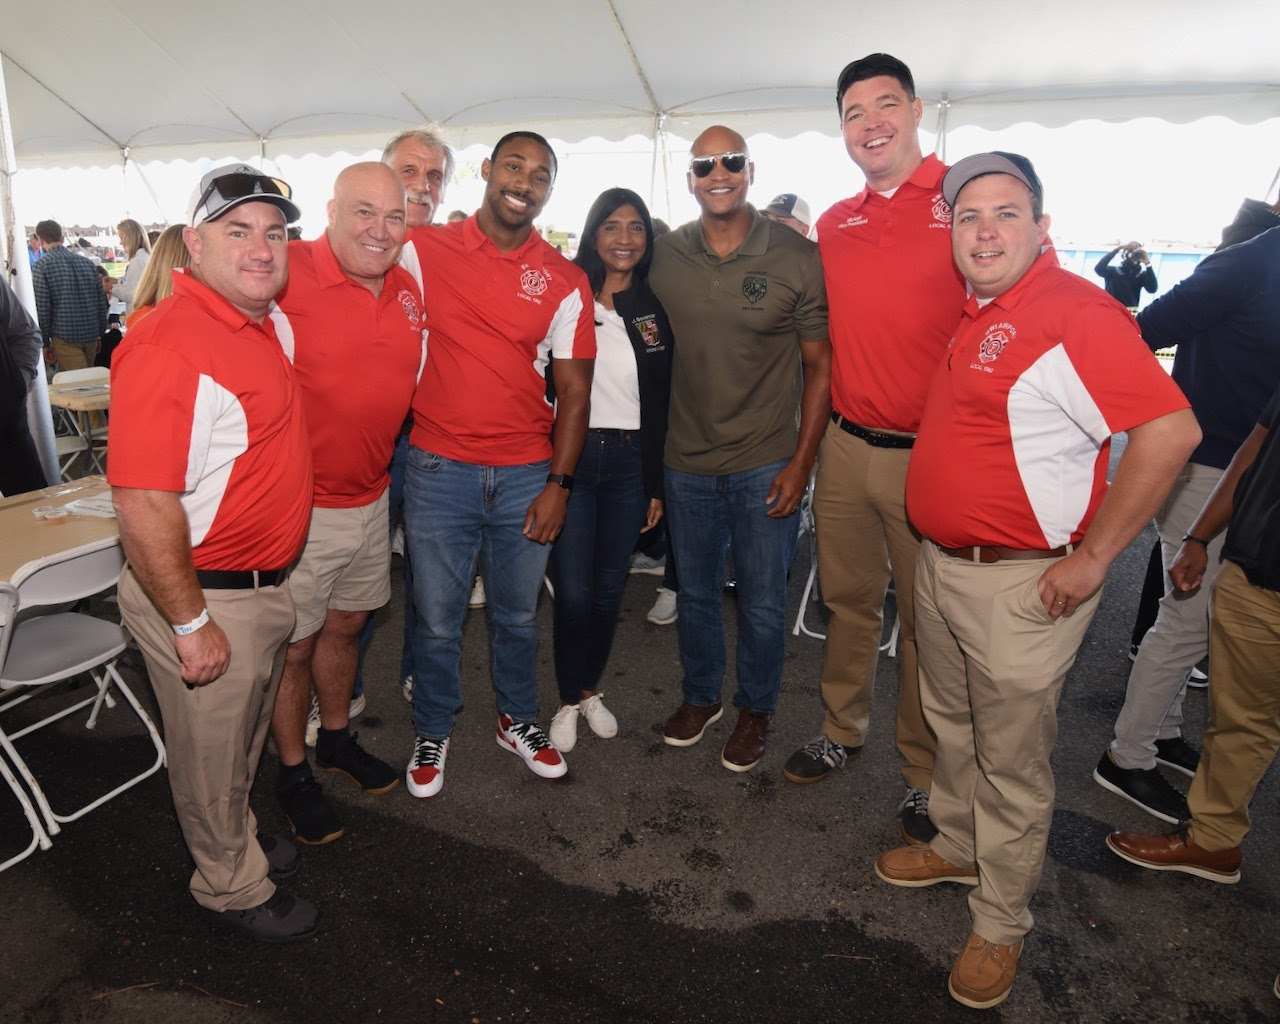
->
[650, 208, 828, 475]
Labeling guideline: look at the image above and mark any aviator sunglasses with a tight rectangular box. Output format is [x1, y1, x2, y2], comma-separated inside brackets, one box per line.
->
[689, 152, 749, 178]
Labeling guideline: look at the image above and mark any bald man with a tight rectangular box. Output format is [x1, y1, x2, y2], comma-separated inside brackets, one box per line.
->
[268, 162, 426, 844]
[649, 125, 831, 772]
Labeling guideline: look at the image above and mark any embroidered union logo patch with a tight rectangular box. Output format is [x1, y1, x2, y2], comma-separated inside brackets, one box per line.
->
[742, 274, 767, 304]
[521, 269, 548, 296]
[979, 325, 1013, 363]
[931, 195, 953, 225]
[398, 289, 422, 330]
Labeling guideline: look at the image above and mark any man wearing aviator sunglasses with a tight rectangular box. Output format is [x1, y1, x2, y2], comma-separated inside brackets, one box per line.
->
[650, 124, 831, 774]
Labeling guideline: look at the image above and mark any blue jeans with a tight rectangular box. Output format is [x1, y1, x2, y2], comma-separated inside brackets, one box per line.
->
[353, 431, 415, 698]
[665, 459, 795, 714]
[404, 448, 553, 739]
[548, 430, 647, 705]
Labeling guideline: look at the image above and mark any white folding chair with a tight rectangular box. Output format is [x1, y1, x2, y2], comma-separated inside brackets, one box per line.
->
[51, 367, 110, 477]
[790, 466, 900, 655]
[0, 584, 53, 873]
[0, 545, 165, 842]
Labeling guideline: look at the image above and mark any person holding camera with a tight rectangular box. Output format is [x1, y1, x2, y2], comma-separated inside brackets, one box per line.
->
[1095, 241, 1158, 311]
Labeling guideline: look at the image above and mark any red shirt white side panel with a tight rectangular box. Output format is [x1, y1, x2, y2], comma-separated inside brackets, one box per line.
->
[907, 249, 1191, 549]
[272, 236, 424, 508]
[107, 272, 313, 570]
[816, 154, 967, 433]
[407, 218, 595, 466]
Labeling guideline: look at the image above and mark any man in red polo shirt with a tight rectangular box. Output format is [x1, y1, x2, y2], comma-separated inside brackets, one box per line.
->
[401, 131, 594, 797]
[268, 162, 423, 845]
[873, 153, 1199, 1009]
[110, 164, 317, 942]
[787, 54, 967, 846]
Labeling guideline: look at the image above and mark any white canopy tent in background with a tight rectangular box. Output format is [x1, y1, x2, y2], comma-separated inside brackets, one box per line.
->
[3, 0, 1279, 484]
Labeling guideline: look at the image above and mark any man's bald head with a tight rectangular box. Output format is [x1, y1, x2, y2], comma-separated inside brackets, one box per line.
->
[326, 161, 407, 292]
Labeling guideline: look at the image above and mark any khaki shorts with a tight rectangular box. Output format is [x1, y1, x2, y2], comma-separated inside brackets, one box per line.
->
[289, 491, 391, 642]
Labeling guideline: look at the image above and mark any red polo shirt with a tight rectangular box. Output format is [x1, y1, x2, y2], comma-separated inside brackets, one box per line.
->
[906, 248, 1190, 550]
[108, 271, 313, 571]
[272, 235, 424, 508]
[407, 217, 595, 465]
[817, 154, 967, 433]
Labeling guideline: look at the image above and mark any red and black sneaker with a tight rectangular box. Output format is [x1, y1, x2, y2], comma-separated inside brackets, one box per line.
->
[496, 714, 567, 779]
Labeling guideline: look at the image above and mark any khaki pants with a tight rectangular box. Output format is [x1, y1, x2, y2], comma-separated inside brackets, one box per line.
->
[916, 542, 1099, 944]
[1188, 561, 1280, 851]
[813, 420, 932, 787]
[118, 567, 295, 912]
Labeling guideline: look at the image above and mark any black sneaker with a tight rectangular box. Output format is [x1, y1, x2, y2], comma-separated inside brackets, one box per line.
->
[898, 787, 937, 844]
[278, 765, 344, 846]
[1093, 750, 1188, 824]
[317, 730, 400, 795]
[256, 831, 298, 880]
[201, 887, 318, 944]
[1154, 736, 1201, 778]
[782, 736, 862, 784]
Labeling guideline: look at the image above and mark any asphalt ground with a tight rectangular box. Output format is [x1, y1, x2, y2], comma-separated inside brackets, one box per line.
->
[3, 481, 1279, 1023]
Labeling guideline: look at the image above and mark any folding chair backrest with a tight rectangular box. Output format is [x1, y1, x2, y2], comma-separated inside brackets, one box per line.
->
[51, 367, 110, 386]
[0, 584, 17, 670]
[15, 546, 126, 611]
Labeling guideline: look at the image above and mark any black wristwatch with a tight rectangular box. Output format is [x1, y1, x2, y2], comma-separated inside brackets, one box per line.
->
[546, 473, 574, 493]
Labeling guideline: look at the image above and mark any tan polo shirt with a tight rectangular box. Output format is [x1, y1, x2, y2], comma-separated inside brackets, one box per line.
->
[650, 209, 828, 475]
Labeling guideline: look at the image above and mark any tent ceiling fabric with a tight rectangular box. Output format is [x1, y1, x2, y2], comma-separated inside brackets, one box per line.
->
[5, 0, 1278, 168]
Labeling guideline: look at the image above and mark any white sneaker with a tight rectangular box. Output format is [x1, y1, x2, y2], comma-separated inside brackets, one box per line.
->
[580, 693, 618, 739]
[469, 576, 486, 608]
[647, 586, 678, 625]
[391, 524, 405, 557]
[305, 694, 367, 747]
[629, 553, 666, 576]
[549, 703, 580, 751]
[401, 673, 414, 703]
[406, 735, 448, 798]
[496, 714, 566, 778]
[1186, 665, 1208, 689]
[304, 695, 321, 748]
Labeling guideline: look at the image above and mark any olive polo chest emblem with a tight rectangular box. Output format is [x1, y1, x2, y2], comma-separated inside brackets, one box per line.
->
[742, 274, 767, 304]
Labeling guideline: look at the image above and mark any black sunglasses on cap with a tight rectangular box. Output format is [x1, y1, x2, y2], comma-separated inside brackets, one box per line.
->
[196, 172, 293, 212]
[689, 152, 749, 178]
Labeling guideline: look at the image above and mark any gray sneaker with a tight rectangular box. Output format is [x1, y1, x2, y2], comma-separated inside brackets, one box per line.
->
[647, 586, 677, 625]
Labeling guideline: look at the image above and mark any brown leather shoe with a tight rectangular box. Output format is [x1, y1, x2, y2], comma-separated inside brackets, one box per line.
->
[720, 708, 768, 772]
[874, 844, 978, 887]
[1105, 828, 1242, 883]
[662, 701, 723, 747]
[949, 932, 1022, 1009]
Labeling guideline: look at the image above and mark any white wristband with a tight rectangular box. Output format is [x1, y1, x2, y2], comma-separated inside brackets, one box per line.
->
[172, 607, 210, 636]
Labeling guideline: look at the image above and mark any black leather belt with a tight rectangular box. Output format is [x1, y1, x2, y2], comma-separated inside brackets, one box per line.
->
[195, 568, 288, 590]
[589, 428, 639, 437]
[831, 412, 915, 449]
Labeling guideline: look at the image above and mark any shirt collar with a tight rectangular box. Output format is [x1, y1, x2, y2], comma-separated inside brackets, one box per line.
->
[462, 214, 546, 264]
[171, 269, 276, 335]
[848, 152, 948, 212]
[683, 206, 771, 259]
[961, 246, 1061, 319]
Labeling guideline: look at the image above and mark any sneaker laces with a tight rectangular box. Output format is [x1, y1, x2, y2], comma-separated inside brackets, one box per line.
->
[898, 787, 929, 817]
[800, 735, 847, 770]
[411, 736, 446, 769]
[505, 720, 553, 752]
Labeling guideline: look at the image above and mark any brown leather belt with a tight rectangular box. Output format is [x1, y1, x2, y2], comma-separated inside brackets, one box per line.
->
[937, 544, 1069, 564]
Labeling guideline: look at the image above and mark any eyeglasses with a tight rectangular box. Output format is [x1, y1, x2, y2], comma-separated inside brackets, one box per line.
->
[689, 152, 749, 178]
[195, 172, 293, 217]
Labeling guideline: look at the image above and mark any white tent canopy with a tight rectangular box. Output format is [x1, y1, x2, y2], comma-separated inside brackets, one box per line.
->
[5, 0, 1279, 169]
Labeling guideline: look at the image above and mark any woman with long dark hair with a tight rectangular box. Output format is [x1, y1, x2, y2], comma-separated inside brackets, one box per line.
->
[548, 188, 674, 752]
